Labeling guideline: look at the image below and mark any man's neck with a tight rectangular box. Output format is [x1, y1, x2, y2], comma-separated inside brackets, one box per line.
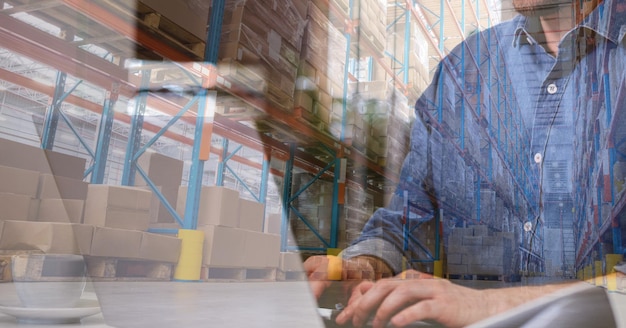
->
[529, 4, 576, 57]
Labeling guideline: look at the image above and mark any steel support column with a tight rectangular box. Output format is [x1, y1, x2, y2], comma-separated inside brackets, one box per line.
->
[90, 85, 119, 184]
[216, 138, 229, 186]
[121, 69, 150, 186]
[281, 143, 296, 252]
[41, 72, 67, 150]
[183, 89, 216, 230]
[330, 156, 345, 249]
[182, 0, 224, 230]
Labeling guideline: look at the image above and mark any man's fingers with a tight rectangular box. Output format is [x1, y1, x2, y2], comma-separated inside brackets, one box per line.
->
[369, 284, 423, 328]
[390, 300, 441, 328]
[347, 281, 375, 305]
[309, 280, 332, 300]
[341, 280, 398, 327]
[303, 255, 328, 275]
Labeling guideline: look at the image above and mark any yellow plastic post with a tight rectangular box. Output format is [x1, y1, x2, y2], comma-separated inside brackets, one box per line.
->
[606, 254, 624, 292]
[606, 254, 623, 273]
[174, 229, 204, 281]
[594, 261, 603, 286]
[434, 260, 443, 278]
[584, 265, 593, 283]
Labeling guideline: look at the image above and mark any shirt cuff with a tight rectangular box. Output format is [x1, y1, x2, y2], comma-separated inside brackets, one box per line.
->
[340, 238, 405, 275]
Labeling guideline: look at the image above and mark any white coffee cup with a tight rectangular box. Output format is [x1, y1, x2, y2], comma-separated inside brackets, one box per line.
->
[12, 254, 86, 308]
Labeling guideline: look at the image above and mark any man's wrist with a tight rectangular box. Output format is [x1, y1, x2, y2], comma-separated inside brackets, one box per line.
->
[348, 255, 394, 280]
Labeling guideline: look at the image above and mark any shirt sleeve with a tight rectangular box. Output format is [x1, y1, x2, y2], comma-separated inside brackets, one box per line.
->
[341, 61, 452, 274]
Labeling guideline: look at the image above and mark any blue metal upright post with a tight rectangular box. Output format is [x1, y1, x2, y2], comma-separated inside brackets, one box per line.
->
[259, 153, 270, 229]
[182, 0, 225, 230]
[340, 0, 356, 142]
[183, 89, 216, 230]
[459, 0, 466, 150]
[216, 138, 229, 186]
[90, 84, 119, 184]
[403, 4, 411, 86]
[330, 156, 344, 248]
[121, 69, 150, 186]
[41, 72, 67, 150]
[476, 173, 481, 222]
[281, 143, 296, 252]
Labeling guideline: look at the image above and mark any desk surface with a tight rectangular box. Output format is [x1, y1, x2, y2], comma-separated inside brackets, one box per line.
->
[0, 281, 324, 328]
[0, 281, 625, 327]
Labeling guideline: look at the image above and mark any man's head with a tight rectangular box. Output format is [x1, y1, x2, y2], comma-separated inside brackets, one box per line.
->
[513, 0, 573, 16]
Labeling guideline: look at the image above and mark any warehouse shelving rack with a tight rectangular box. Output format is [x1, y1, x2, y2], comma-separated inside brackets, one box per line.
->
[0, 0, 402, 253]
[0, 0, 584, 274]
[382, 0, 543, 273]
[575, 74, 626, 269]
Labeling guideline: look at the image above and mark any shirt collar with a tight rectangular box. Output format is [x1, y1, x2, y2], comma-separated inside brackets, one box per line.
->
[580, 0, 626, 44]
[512, 15, 531, 48]
[512, 0, 626, 47]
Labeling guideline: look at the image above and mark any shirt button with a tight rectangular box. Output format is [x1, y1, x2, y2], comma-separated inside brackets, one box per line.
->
[547, 83, 558, 94]
[534, 153, 542, 163]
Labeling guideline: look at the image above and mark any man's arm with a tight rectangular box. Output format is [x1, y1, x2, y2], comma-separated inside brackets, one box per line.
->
[335, 272, 580, 328]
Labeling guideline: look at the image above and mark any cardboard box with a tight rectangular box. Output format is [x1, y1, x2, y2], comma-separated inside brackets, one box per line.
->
[37, 199, 84, 224]
[0, 138, 86, 179]
[200, 225, 245, 267]
[140, 0, 209, 40]
[0, 193, 37, 221]
[0, 221, 93, 254]
[177, 186, 240, 227]
[90, 226, 142, 258]
[0, 165, 39, 197]
[145, 185, 179, 224]
[472, 225, 489, 236]
[135, 152, 184, 188]
[264, 213, 282, 235]
[139, 232, 182, 263]
[85, 185, 152, 211]
[238, 198, 265, 232]
[43, 149, 87, 180]
[243, 231, 281, 268]
[84, 185, 152, 230]
[83, 206, 150, 231]
[37, 174, 88, 200]
[279, 252, 303, 272]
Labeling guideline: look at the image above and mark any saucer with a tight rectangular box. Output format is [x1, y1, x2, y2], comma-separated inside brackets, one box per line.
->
[0, 299, 101, 324]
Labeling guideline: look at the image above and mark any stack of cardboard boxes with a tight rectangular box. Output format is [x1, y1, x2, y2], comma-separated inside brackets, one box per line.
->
[446, 226, 516, 277]
[136, 151, 184, 224]
[0, 139, 182, 269]
[177, 186, 282, 271]
[218, 0, 307, 112]
[287, 173, 334, 249]
[351, 0, 387, 56]
[296, 1, 348, 134]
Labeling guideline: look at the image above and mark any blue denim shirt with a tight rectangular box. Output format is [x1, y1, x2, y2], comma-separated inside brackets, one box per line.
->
[343, 0, 626, 274]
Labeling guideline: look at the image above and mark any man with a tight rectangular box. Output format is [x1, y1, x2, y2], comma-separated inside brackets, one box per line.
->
[305, 0, 626, 326]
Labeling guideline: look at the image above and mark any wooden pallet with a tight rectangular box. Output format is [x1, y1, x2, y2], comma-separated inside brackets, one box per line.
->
[0, 255, 14, 282]
[276, 270, 307, 281]
[85, 256, 173, 281]
[0, 252, 86, 282]
[201, 266, 278, 282]
[115, 0, 206, 59]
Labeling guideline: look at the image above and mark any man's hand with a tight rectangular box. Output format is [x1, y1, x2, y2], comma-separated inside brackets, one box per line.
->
[335, 270, 499, 328]
[303, 255, 392, 299]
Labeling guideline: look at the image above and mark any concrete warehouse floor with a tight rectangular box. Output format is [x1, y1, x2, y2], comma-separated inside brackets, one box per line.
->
[0, 279, 624, 327]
